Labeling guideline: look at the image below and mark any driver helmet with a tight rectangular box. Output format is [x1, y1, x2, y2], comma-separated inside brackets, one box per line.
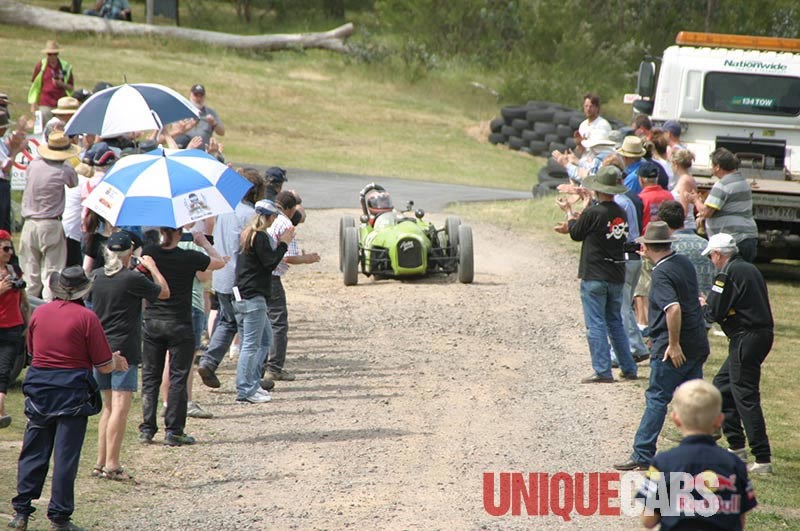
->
[366, 190, 393, 216]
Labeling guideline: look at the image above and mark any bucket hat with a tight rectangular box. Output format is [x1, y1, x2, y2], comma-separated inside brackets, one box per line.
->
[636, 221, 677, 244]
[37, 131, 80, 161]
[616, 136, 647, 158]
[42, 40, 61, 54]
[52, 96, 81, 116]
[582, 166, 628, 195]
[48, 266, 93, 301]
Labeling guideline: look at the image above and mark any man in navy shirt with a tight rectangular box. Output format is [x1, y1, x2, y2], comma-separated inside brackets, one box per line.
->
[615, 221, 709, 470]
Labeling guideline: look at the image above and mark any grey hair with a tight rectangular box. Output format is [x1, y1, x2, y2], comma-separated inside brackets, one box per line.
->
[716, 246, 738, 257]
[103, 247, 131, 276]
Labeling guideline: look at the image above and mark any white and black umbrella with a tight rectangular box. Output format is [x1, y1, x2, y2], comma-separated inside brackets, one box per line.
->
[65, 83, 198, 137]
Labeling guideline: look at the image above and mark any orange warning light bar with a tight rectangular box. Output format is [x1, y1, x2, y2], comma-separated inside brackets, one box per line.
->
[676, 31, 800, 53]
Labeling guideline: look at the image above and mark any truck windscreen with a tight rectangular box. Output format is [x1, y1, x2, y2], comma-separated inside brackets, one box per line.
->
[703, 72, 800, 117]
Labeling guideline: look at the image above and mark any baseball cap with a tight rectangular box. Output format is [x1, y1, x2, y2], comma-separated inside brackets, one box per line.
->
[663, 120, 681, 136]
[255, 199, 279, 216]
[264, 166, 287, 183]
[701, 233, 738, 256]
[191, 84, 205, 95]
[107, 232, 133, 251]
[637, 161, 660, 180]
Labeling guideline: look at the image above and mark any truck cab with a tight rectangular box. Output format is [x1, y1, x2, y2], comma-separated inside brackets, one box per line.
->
[634, 31, 800, 260]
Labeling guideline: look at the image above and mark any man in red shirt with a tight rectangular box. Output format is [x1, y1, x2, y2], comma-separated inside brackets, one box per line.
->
[28, 41, 74, 125]
[638, 161, 674, 231]
[10, 266, 127, 531]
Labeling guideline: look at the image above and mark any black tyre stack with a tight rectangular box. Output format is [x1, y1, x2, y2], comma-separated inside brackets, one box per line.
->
[488, 101, 585, 158]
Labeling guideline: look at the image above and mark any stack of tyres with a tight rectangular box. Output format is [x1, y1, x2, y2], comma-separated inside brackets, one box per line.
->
[488, 101, 584, 158]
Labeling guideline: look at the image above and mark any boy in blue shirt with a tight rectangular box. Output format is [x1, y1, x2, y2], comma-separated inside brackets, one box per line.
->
[637, 379, 757, 530]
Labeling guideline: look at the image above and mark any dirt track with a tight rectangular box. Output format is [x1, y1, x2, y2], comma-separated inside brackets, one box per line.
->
[70, 209, 653, 529]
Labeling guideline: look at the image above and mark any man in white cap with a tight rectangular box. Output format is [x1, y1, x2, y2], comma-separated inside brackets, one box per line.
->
[28, 41, 74, 125]
[700, 233, 774, 475]
[19, 132, 79, 300]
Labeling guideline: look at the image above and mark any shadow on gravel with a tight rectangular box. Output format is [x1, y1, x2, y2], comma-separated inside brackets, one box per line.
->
[204, 427, 413, 445]
[210, 408, 336, 419]
[275, 383, 386, 393]
[290, 392, 401, 402]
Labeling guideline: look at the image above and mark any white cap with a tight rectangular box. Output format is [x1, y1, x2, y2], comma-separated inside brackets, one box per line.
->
[701, 233, 738, 256]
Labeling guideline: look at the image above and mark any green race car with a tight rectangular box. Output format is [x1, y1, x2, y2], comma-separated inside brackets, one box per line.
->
[338, 183, 474, 286]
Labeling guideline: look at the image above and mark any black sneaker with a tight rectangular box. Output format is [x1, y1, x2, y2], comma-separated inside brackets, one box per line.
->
[164, 432, 197, 447]
[138, 431, 154, 445]
[8, 513, 28, 531]
[197, 364, 220, 389]
[580, 373, 615, 384]
[50, 520, 85, 531]
[634, 354, 650, 363]
[259, 378, 275, 391]
[620, 372, 638, 380]
[613, 459, 648, 471]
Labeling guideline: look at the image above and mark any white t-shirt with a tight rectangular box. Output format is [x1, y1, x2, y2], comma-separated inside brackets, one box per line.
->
[578, 116, 612, 142]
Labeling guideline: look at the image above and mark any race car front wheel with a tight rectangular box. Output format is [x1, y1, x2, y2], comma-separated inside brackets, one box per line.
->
[339, 216, 355, 272]
[342, 226, 360, 286]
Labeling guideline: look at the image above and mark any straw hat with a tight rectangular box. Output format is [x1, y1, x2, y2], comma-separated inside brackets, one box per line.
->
[37, 131, 80, 161]
[48, 266, 93, 301]
[51, 96, 80, 116]
[616, 136, 647, 158]
[42, 40, 61, 54]
[636, 221, 677, 244]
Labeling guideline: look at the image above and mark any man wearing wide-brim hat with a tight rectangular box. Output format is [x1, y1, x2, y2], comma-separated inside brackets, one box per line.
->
[554, 166, 639, 384]
[18, 131, 79, 300]
[28, 40, 74, 125]
[613, 220, 710, 471]
[616, 135, 647, 194]
[45, 96, 81, 140]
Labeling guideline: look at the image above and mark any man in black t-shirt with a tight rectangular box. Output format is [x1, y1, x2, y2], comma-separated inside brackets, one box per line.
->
[139, 227, 227, 447]
[556, 166, 638, 383]
[615, 221, 710, 471]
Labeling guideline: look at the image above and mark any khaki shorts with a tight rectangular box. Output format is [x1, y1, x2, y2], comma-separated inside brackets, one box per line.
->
[634, 258, 652, 297]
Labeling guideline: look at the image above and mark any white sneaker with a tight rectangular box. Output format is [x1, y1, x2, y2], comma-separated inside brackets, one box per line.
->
[748, 462, 773, 475]
[238, 390, 272, 403]
[229, 344, 239, 359]
[728, 447, 747, 461]
[255, 387, 272, 397]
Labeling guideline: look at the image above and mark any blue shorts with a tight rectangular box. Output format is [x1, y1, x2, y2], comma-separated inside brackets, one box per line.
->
[94, 365, 138, 392]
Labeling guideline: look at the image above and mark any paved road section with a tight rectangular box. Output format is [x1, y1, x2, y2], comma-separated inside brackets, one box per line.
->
[240, 165, 532, 211]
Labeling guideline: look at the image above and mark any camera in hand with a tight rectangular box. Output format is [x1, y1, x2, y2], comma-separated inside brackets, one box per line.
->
[623, 242, 642, 253]
[10, 278, 26, 291]
[130, 256, 152, 279]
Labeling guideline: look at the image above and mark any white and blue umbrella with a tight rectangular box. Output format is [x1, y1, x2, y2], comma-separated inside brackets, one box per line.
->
[65, 83, 198, 137]
[82, 148, 253, 228]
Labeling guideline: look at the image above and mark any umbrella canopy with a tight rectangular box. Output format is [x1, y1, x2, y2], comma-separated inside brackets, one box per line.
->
[83, 148, 253, 228]
[65, 83, 198, 137]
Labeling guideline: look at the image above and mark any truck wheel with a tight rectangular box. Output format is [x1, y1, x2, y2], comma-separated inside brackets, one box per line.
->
[445, 216, 461, 257]
[342, 226, 359, 286]
[457, 224, 474, 284]
[339, 216, 355, 272]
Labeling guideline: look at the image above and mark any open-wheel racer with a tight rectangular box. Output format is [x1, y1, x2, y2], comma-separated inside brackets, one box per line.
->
[338, 183, 474, 286]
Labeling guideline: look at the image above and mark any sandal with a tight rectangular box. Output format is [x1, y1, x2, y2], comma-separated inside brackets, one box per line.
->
[102, 467, 136, 483]
[91, 465, 105, 478]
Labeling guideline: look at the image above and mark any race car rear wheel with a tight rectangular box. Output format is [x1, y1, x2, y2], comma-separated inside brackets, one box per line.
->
[339, 216, 355, 272]
[342, 226, 360, 286]
[445, 216, 461, 256]
[457, 224, 474, 284]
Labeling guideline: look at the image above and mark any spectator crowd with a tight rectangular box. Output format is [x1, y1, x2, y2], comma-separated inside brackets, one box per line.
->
[0, 41, 320, 531]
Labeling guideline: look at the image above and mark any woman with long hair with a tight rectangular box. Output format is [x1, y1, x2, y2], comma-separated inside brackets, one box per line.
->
[671, 149, 698, 231]
[0, 230, 28, 429]
[232, 200, 294, 404]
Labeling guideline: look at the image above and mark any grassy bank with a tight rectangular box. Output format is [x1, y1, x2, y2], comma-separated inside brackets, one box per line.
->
[452, 198, 800, 530]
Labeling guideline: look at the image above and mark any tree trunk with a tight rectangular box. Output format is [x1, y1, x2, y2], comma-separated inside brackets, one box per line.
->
[0, 0, 354, 53]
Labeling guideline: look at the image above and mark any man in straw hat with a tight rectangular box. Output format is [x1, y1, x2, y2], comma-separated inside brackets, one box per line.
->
[28, 41, 74, 125]
[9, 265, 127, 531]
[616, 135, 647, 194]
[19, 131, 79, 300]
[45, 96, 80, 140]
[614, 221, 709, 471]
[555, 166, 639, 384]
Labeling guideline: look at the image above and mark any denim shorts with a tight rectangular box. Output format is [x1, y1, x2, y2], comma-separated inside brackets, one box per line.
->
[94, 365, 139, 392]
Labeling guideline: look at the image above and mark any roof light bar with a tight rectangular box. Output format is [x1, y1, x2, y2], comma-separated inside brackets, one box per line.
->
[676, 31, 800, 53]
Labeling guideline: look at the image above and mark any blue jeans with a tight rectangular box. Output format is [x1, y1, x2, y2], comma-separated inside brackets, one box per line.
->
[622, 260, 648, 357]
[233, 296, 272, 400]
[201, 292, 237, 371]
[631, 355, 706, 464]
[580, 279, 636, 378]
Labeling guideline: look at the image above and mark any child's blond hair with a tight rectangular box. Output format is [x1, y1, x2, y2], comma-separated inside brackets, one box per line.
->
[672, 379, 722, 433]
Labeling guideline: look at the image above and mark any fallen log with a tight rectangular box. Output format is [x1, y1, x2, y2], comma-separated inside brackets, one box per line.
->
[0, 0, 354, 53]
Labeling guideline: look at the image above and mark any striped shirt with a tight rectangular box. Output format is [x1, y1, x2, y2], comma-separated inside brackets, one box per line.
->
[704, 171, 757, 242]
